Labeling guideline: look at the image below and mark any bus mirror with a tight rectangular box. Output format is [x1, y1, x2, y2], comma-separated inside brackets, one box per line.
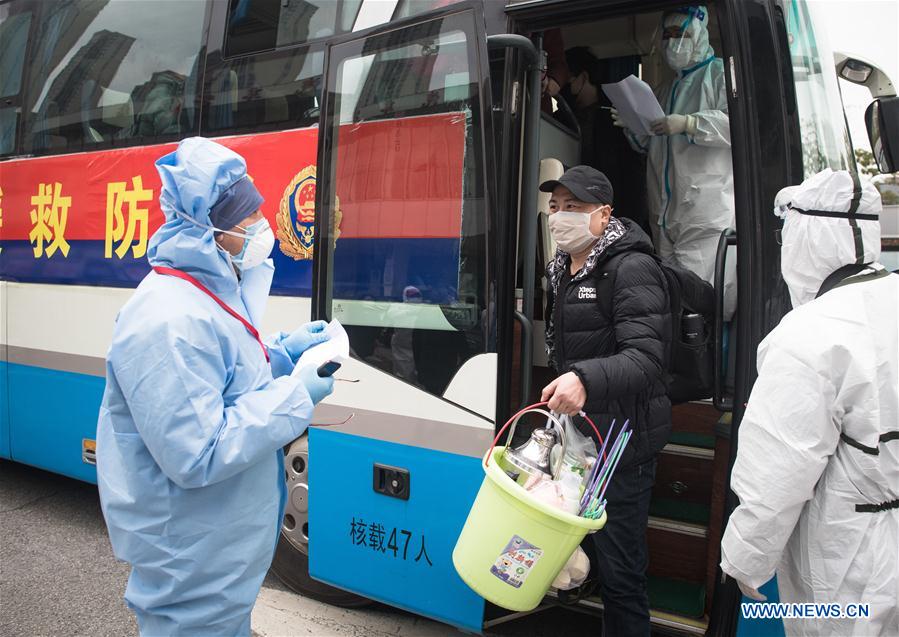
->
[839, 59, 873, 84]
[865, 97, 899, 174]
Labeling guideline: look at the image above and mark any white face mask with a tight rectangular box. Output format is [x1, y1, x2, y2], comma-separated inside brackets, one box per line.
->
[229, 218, 275, 272]
[664, 38, 694, 70]
[547, 208, 604, 254]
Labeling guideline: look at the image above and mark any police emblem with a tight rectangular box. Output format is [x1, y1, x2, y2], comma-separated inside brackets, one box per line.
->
[276, 165, 341, 260]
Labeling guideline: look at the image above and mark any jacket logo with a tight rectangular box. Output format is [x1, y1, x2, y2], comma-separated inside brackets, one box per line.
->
[577, 286, 596, 300]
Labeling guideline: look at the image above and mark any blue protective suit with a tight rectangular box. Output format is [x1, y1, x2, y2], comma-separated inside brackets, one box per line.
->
[96, 138, 310, 636]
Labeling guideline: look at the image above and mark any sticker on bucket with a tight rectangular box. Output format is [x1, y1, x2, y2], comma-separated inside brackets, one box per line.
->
[489, 535, 543, 588]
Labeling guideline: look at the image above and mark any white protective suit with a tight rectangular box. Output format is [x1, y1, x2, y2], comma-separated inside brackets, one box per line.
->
[626, 6, 736, 318]
[720, 169, 899, 636]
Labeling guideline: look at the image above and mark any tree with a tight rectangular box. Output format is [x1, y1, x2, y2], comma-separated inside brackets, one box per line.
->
[854, 148, 879, 178]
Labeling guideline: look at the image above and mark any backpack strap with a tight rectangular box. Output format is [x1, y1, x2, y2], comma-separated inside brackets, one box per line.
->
[815, 263, 869, 298]
[816, 263, 895, 298]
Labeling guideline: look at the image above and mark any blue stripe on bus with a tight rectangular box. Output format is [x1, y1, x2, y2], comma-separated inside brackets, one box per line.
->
[309, 428, 485, 632]
[0, 238, 461, 301]
[6, 362, 102, 483]
[1, 361, 10, 460]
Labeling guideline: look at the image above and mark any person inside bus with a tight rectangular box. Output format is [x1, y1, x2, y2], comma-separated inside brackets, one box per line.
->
[720, 169, 897, 637]
[539, 165, 670, 637]
[96, 137, 334, 637]
[612, 5, 736, 319]
[558, 46, 650, 236]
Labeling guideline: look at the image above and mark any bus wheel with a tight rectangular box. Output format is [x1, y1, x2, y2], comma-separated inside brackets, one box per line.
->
[271, 434, 371, 608]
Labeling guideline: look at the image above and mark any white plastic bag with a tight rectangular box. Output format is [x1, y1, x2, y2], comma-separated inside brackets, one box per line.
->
[525, 474, 579, 514]
[552, 546, 591, 590]
[557, 414, 598, 480]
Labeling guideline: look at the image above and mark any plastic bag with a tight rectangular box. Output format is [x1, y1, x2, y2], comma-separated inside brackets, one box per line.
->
[524, 473, 580, 514]
[552, 546, 590, 590]
[551, 415, 597, 478]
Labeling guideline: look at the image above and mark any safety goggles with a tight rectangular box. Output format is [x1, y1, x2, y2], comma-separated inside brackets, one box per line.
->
[662, 25, 689, 40]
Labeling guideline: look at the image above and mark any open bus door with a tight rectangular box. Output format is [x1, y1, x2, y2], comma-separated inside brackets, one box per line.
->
[294, 2, 500, 632]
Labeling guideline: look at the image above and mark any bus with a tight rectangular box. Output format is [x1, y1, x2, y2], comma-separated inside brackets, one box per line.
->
[1, 0, 896, 635]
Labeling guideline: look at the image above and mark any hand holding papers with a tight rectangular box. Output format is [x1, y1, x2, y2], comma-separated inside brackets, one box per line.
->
[291, 319, 350, 377]
[601, 75, 665, 137]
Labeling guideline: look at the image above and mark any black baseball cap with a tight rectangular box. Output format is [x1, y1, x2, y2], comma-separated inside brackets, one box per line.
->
[539, 165, 613, 205]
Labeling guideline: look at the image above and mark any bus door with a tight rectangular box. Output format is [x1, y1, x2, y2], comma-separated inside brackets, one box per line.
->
[305, 3, 497, 631]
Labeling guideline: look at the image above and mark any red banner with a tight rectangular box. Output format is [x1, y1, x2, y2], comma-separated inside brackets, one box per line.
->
[0, 114, 465, 249]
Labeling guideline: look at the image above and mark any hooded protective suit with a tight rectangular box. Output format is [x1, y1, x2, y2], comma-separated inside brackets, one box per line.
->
[720, 169, 898, 636]
[625, 6, 736, 317]
[97, 138, 314, 636]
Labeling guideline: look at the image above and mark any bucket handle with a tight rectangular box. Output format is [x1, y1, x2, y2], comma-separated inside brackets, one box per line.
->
[486, 402, 607, 475]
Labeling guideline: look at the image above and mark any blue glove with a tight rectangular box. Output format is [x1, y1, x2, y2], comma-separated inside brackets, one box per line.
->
[298, 364, 335, 405]
[283, 320, 329, 361]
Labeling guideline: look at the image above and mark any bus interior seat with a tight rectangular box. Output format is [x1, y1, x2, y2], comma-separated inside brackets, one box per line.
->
[82, 82, 134, 143]
[537, 157, 564, 269]
[528, 157, 564, 370]
[264, 93, 289, 123]
[99, 87, 134, 131]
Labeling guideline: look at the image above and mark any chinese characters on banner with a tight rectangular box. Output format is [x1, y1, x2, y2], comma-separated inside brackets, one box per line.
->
[25, 180, 153, 260]
[29, 182, 71, 258]
[105, 176, 152, 259]
[350, 517, 433, 567]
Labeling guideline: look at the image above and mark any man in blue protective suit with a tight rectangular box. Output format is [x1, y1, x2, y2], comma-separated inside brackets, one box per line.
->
[613, 5, 736, 318]
[96, 137, 333, 636]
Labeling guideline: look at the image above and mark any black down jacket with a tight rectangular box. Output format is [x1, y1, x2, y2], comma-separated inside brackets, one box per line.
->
[545, 217, 672, 465]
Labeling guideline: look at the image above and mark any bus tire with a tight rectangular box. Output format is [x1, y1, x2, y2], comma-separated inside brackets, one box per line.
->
[271, 533, 371, 608]
[270, 434, 371, 608]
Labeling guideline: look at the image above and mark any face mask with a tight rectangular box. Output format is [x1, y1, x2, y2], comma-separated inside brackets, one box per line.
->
[547, 208, 604, 254]
[664, 37, 694, 70]
[230, 218, 275, 271]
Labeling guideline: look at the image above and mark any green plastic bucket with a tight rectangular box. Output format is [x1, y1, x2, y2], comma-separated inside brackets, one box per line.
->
[452, 446, 606, 612]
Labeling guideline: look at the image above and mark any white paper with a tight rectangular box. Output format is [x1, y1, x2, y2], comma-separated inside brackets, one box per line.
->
[601, 75, 665, 137]
[291, 319, 350, 376]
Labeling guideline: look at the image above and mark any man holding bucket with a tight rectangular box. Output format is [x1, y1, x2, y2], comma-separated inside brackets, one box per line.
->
[540, 166, 671, 637]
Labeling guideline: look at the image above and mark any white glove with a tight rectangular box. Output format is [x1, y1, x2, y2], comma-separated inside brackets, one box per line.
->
[737, 579, 767, 601]
[610, 107, 627, 129]
[650, 113, 697, 136]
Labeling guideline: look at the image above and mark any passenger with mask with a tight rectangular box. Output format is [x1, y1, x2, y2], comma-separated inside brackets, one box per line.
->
[720, 169, 898, 636]
[613, 5, 735, 317]
[97, 137, 334, 636]
[540, 165, 671, 637]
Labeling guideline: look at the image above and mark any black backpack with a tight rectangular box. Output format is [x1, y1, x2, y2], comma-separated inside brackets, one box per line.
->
[601, 252, 716, 404]
[655, 258, 716, 404]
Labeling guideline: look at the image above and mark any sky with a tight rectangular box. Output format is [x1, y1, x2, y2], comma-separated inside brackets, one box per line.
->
[808, 0, 899, 153]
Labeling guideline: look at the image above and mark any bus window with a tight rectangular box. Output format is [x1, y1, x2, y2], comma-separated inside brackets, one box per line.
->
[0, 8, 29, 98]
[224, 0, 364, 58]
[203, 42, 325, 135]
[0, 6, 31, 156]
[787, 0, 855, 177]
[320, 11, 490, 396]
[22, 0, 206, 156]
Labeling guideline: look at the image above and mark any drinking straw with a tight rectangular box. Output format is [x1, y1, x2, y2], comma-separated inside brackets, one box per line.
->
[596, 430, 631, 505]
[578, 420, 631, 518]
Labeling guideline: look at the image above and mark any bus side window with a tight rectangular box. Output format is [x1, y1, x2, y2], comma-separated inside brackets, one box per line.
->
[0, 7, 32, 156]
[21, 0, 206, 156]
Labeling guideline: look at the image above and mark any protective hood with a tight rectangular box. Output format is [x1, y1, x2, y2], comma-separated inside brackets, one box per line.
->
[148, 137, 252, 294]
[774, 168, 882, 307]
[663, 5, 713, 70]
